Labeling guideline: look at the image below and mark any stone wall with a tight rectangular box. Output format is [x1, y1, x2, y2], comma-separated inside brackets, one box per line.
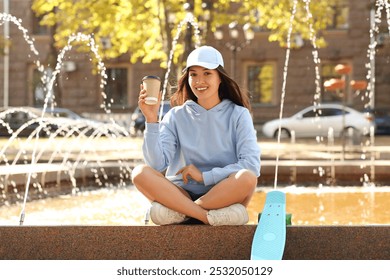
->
[0, 225, 389, 260]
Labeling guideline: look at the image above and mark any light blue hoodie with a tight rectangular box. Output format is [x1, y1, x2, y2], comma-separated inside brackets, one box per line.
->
[143, 99, 261, 195]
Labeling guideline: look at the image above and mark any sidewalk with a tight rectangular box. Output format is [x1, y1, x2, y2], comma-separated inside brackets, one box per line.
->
[1, 135, 390, 202]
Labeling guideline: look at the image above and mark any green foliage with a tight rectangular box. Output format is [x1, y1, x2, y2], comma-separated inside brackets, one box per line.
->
[31, 0, 336, 67]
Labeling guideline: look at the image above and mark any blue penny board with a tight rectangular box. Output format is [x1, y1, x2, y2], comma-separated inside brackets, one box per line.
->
[250, 190, 286, 260]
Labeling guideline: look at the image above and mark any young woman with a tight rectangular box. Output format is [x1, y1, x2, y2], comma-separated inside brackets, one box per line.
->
[131, 46, 261, 226]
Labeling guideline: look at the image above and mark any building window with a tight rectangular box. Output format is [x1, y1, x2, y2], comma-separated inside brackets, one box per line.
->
[105, 68, 128, 107]
[328, 0, 349, 29]
[32, 14, 49, 35]
[32, 68, 46, 107]
[246, 63, 275, 105]
[32, 68, 57, 107]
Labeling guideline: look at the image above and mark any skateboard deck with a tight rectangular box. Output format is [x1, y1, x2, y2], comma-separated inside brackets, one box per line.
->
[251, 190, 286, 260]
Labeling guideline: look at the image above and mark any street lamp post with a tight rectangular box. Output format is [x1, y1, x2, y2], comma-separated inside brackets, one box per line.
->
[3, 0, 9, 108]
[214, 21, 254, 79]
[183, 1, 195, 62]
[324, 65, 368, 159]
[369, 4, 376, 110]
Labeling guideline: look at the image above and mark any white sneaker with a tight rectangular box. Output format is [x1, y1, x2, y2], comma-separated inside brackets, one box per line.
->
[149, 202, 187, 225]
[207, 204, 249, 226]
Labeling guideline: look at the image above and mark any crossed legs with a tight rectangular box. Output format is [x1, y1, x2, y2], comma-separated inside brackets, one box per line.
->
[131, 164, 258, 224]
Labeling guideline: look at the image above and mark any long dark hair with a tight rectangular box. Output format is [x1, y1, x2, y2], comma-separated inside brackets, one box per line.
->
[170, 66, 252, 111]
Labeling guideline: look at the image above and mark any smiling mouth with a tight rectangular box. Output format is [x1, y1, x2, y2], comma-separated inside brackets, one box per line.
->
[196, 87, 207, 91]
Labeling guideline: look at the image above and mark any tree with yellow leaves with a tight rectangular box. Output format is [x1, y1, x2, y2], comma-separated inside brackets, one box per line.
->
[31, 0, 341, 68]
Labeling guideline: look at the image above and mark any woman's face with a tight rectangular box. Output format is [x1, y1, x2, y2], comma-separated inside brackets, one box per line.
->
[188, 66, 221, 108]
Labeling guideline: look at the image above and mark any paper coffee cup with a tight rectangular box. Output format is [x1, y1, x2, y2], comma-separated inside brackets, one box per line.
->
[142, 75, 161, 105]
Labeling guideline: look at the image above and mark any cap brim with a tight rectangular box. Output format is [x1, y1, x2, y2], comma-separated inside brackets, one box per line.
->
[182, 62, 220, 72]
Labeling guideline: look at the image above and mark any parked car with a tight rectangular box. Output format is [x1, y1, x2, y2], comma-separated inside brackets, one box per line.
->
[41, 107, 126, 136]
[364, 107, 390, 135]
[262, 103, 375, 139]
[43, 107, 87, 121]
[0, 106, 59, 137]
[130, 101, 171, 136]
[41, 107, 98, 136]
[0, 106, 104, 138]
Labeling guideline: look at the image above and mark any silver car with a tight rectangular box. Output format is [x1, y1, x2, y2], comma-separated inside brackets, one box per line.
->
[262, 103, 375, 139]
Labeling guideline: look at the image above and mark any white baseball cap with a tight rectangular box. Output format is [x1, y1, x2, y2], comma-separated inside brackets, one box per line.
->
[183, 46, 224, 72]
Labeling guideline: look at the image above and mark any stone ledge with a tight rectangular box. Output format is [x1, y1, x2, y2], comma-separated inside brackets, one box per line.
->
[0, 225, 388, 260]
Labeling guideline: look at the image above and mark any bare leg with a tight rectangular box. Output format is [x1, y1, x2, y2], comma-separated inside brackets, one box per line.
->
[131, 164, 209, 224]
[195, 169, 257, 210]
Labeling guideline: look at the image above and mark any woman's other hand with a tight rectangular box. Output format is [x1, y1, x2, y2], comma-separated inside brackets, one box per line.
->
[176, 164, 204, 184]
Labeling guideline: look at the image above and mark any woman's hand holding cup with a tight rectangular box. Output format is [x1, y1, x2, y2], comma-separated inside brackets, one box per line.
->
[138, 76, 162, 123]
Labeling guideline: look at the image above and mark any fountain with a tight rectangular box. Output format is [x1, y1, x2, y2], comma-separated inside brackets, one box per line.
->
[0, 14, 134, 219]
[0, 0, 389, 260]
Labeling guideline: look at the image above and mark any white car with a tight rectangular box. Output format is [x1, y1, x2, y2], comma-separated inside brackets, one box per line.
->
[262, 103, 375, 139]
